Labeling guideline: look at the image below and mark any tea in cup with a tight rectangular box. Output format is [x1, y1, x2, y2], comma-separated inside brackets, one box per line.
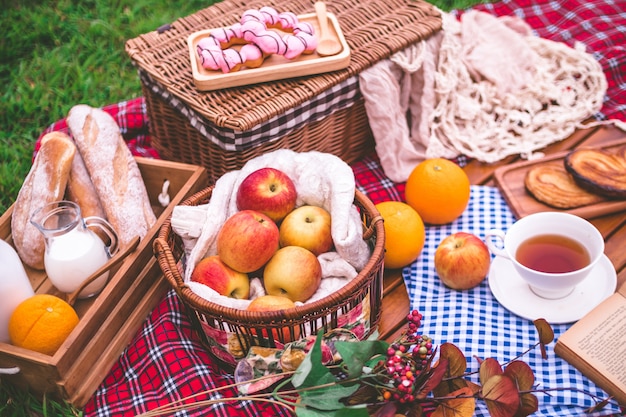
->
[485, 212, 604, 299]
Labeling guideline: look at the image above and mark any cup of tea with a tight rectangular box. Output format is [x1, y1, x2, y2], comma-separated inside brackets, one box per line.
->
[485, 212, 604, 299]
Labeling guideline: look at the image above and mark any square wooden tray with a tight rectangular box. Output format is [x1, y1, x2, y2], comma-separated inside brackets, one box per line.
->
[188, 12, 351, 91]
[493, 138, 626, 219]
[0, 157, 208, 407]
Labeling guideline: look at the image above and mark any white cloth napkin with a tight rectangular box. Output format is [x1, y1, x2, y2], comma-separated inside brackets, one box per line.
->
[170, 149, 371, 309]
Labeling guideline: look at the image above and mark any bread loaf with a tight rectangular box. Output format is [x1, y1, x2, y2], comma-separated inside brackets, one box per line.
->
[40, 131, 107, 219]
[11, 132, 76, 269]
[66, 104, 156, 247]
[524, 163, 605, 209]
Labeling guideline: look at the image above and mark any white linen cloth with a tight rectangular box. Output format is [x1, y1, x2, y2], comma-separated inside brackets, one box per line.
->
[359, 10, 611, 183]
[170, 149, 370, 309]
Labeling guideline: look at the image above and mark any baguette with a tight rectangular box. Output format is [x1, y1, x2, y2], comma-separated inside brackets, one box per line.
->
[11, 132, 76, 269]
[66, 104, 156, 246]
[41, 132, 107, 219]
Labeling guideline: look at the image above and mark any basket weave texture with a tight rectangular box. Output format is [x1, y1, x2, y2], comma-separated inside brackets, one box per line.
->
[153, 186, 385, 365]
[126, 0, 442, 180]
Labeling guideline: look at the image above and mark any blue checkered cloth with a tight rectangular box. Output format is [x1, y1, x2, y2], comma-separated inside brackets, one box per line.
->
[403, 185, 622, 416]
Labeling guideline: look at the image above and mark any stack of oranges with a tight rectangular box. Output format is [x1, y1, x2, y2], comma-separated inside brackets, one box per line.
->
[376, 158, 471, 269]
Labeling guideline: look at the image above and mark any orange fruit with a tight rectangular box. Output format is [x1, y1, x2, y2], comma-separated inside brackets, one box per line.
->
[375, 201, 425, 269]
[405, 158, 470, 225]
[8, 294, 79, 356]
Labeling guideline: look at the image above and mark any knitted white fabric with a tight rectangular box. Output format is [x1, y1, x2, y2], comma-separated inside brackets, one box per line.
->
[360, 10, 612, 183]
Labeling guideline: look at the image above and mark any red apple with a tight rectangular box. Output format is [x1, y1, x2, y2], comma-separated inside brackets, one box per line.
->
[247, 295, 300, 343]
[263, 246, 322, 302]
[279, 205, 333, 256]
[191, 255, 250, 299]
[236, 167, 297, 223]
[434, 232, 491, 290]
[217, 210, 280, 273]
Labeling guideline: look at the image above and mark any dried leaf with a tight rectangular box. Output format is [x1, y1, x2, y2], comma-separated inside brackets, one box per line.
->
[482, 374, 520, 417]
[340, 384, 379, 406]
[533, 319, 554, 359]
[431, 387, 476, 417]
[433, 344, 469, 397]
[585, 396, 613, 413]
[371, 401, 398, 417]
[479, 358, 503, 385]
[515, 392, 538, 417]
[503, 361, 534, 391]
[439, 343, 467, 378]
[416, 358, 448, 399]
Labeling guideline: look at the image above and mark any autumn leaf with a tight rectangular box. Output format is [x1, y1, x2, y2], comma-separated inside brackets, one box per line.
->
[415, 358, 447, 399]
[433, 343, 469, 397]
[533, 319, 554, 360]
[479, 358, 503, 385]
[431, 387, 475, 417]
[504, 361, 534, 391]
[439, 343, 467, 377]
[482, 374, 520, 417]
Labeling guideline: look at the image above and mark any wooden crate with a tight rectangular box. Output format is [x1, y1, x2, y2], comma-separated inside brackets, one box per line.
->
[0, 157, 208, 407]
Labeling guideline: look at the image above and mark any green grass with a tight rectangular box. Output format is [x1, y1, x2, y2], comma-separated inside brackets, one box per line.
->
[0, 0, 485, 414]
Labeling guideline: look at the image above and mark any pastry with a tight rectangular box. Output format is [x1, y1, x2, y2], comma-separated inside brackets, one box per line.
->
[564, 147, 626, 198]
[524, 163, 606, 209]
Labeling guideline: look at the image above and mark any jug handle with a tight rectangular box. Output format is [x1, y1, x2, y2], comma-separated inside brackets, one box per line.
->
[84, 216, 120, 256]
[66, 236, 140, 306]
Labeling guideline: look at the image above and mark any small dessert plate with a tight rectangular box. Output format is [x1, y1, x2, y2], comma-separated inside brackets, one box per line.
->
[488, 254, 617, 324]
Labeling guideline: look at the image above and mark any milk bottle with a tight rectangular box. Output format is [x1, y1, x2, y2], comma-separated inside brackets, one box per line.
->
[0, 239, 35, 343]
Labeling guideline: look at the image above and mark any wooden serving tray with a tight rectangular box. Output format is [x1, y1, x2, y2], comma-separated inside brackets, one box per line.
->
[494, 138, 626, 219]
[188, 12, 351, 91]
[0, 157, 208, 407]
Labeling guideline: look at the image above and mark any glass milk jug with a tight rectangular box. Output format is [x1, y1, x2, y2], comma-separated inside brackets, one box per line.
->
[0, 239, 35, 343]
[30, 201, 119, 299]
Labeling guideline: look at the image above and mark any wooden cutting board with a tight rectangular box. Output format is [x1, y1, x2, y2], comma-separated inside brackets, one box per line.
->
[494, 137, 626, 219]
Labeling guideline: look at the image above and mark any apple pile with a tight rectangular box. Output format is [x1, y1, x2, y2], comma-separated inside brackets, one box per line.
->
[191, 167, 334, 306]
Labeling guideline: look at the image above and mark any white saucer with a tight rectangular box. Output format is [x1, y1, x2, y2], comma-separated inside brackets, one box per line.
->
[488, 254, 617, 324]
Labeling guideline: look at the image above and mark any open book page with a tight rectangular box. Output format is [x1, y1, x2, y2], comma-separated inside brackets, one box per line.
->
[555, 281, 626, 405]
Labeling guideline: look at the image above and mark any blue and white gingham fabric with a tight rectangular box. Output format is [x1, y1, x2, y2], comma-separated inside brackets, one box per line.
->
[403, 185, 621, 416]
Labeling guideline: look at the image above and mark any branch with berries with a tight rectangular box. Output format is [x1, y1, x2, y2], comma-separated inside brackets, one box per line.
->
[136, 311, 619, 417]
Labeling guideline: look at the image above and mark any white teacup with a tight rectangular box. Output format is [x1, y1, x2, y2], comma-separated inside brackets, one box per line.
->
[485, 212, 604, 299]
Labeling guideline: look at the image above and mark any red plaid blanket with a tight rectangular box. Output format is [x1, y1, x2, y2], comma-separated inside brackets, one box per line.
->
[31, 0, 624, 415]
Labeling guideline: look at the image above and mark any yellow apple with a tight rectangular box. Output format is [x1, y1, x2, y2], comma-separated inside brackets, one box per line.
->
[279, 205, 333, 256]
[247, 295, 300, 343]
[191, 255, 250, 299]
[434, 232, 491, 290]
[263, 246, 322, 302]
[236, 167, 297, 223]
[217, 210, 280, 273]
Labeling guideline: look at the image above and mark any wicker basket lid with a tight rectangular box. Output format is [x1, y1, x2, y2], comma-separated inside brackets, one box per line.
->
[125, 0, 442, 131]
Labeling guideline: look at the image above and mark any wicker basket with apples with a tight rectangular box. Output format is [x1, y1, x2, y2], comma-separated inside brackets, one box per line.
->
[154, 151, 384, 366]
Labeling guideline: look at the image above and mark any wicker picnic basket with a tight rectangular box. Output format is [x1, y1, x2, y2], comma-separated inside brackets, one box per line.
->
[153, 185, 385, 366]
[125, 0, 442, 181]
